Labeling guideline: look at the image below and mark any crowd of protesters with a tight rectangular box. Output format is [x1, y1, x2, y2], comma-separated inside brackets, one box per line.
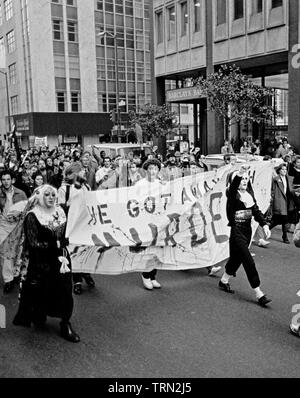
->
[1, 135, 300, 341]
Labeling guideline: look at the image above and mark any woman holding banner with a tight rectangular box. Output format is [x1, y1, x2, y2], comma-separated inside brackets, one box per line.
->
[219, 166, 272, 307]
[13, 184, 80, 343]
[135, 159, 163, 291]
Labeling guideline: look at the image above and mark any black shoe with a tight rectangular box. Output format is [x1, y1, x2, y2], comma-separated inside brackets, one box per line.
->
[219, 280, 235, 294]
[283, 238, 290, 244]
[258, 295, 272, 307]
[60, 321, 80, 343]
[3, 281, 14, 293]
[73, 283, 82, 295]
[83, 274, 95, 288]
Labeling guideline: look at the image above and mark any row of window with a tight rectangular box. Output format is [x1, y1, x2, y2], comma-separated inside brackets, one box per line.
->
[156, 0, 202, 43]
[0, 29, 15, 55]
[155, 0, 284, 44]
[56, 91, 81, 112]
[52, 0, 77, 6]
[217, 0, 283, 25]
[53, 19, 78, 42]
[0, 0, 13, 25]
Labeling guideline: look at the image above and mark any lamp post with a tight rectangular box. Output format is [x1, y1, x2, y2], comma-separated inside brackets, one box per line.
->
[97, 31, 121, 143]
[0, 70, 11, 143]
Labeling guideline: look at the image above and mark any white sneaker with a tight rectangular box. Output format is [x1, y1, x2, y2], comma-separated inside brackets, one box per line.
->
[257, 239, 270, 248]
[208, 266, 222, 277]
[141, 276, 153, 290]
[151, 279, 161, 289]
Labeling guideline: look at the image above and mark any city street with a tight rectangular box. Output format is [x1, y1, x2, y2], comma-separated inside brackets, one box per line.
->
[0, 226, 299, 379]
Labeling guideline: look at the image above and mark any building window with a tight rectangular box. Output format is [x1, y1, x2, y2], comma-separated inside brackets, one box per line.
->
[52, 0, 62, 3]
[4, 0, 13, 21]
[167, 6, 176, 41]
[107, 58, 116, 80]
[96, 58, 106, 79]
[217, 0, 226, 25]
[98, 93, 107, 112]
[8, 63, 16, 85]
[0, 4, 3, 25]
[6, 30, 15, 53]
[10, 96, 18, 115]
[57, 92, 66, 112]
[105, 0, 113, 12]
[156, 11, 163, 44]
[251, 0, 263, 14]
[53, 19, 63, 40]
[67, 21, 78, 42]
[115, 0, 123, 13]
[194, 0, 201, 32]
[234, 0, 244, 20]
[272, 0, 282, 8]
[71, 92, 80, 112]
[96, 0, 103, 11]
[180, 1, 188, 37]
[67, 0, 76, 5]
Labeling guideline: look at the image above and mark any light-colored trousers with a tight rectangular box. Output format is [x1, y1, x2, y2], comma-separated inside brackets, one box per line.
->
[0, 258, 14, 283]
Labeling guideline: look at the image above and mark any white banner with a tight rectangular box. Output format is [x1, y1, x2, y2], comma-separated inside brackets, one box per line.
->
[67, 162, 274, 275]
[34, 136, 48, 147]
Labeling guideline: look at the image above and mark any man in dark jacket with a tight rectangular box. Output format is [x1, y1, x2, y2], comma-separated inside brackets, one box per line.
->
[269, 163, 295, 244]
[0, 170, 27, 293]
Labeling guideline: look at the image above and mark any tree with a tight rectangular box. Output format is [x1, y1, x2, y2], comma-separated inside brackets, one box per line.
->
[195, 64, 274, 141]
[128, 104, 179, 142]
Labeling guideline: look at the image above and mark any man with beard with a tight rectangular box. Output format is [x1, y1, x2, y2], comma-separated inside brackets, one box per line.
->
[38, 159, 53, 183]
[162, 153, 183, 182]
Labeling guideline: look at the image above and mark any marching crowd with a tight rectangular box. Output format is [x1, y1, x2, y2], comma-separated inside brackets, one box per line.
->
[0, 139, 300, 342]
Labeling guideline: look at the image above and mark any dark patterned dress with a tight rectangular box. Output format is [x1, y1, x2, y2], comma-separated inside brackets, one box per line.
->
[13, 212, 73, 327]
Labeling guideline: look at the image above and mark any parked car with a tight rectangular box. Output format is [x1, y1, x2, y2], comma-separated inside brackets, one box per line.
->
[203, 153, 264, 171]
[87, 143, 152, 159]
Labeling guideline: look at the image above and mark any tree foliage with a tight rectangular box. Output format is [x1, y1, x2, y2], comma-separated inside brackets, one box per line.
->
[195, 64, 274, 138]
[128, 104, 178, 140]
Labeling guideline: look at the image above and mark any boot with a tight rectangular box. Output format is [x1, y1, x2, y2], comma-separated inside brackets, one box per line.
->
[60, 321, 80, 343]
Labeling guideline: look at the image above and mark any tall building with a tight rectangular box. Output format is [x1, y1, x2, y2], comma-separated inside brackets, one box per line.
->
[153, 0, 299, 154]
[0, 0, 153, 149]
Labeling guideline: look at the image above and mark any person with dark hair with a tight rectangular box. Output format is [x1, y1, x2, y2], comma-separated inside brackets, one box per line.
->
[0, 169, 27, 293]
[32, 172, 44, 190]
[218, 166, 272, 306]
[269, 163, 295, 244]
[135, 159, 163, 290]
[162, 153, 182, 182]
[13, 184, 80, 342]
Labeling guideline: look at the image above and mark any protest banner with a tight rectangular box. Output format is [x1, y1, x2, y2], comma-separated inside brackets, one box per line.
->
[67, 161, 273, 275]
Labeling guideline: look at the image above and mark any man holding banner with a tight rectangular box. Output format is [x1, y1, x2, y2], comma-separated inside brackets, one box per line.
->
[219, 166, 272, 307]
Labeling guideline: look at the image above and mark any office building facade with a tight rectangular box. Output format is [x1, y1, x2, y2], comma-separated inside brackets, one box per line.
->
[0, 0, 153, 148]
[153, 0, 299, 154]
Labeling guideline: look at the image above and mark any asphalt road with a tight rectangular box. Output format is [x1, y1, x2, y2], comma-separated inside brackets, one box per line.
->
[0, 227, 299, 378]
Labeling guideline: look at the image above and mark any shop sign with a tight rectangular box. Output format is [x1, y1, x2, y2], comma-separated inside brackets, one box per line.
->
[166, 87, 205, 102]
